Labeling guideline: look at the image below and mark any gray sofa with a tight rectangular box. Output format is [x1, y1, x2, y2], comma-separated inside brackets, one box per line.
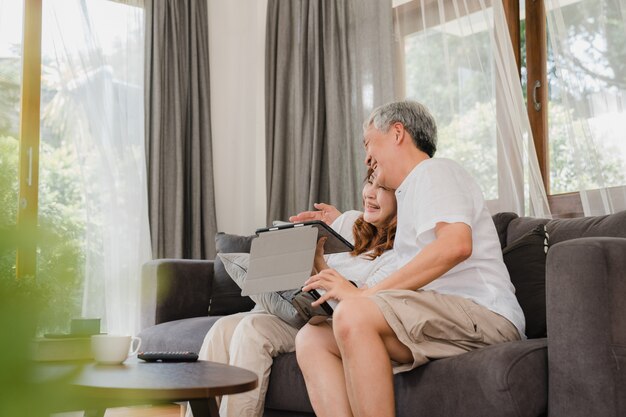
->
[139, 211, 626, 417]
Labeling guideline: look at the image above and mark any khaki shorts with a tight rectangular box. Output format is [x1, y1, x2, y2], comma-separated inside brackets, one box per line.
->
[371, 289, 521, 374]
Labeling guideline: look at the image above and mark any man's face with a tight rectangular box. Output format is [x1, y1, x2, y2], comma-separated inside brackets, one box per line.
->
[363, 124, 396, 189]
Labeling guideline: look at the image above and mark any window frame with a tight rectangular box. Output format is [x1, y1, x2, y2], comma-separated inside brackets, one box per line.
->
[522, 0, 585, 217]
[16, 0, 42, 278]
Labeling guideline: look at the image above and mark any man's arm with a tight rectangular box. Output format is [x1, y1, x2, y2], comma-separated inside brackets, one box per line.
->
[303, 221, 473, 307]
[364, 222, 472, 295]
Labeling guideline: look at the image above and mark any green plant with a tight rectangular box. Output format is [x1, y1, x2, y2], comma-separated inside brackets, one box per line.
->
[0, 176, 83, 416]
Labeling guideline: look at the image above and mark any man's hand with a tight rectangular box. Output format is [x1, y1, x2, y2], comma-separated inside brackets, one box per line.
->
[289, 203, 341, 225]
[303, 269, 362, 306]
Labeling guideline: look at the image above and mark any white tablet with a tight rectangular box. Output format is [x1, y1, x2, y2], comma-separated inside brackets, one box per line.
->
[242, 226, 318, 296]
[256, 220, 354, 254]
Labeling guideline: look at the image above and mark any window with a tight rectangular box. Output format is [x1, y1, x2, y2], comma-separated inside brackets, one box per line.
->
[401, 8, 498, 200]
[2, 0, 147, 335]
[394, 0, 549, 216]
[520, 0, 626, 215]
[545, 0, 626, 193]
[396, 0, 626, 217]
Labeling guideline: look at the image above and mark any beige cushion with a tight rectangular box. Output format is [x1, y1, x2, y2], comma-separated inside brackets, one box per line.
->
[218, 253, 306, 329]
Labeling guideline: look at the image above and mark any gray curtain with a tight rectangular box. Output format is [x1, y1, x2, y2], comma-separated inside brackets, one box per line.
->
[265, 0, 395, 223]
[144, 0, 217, 259]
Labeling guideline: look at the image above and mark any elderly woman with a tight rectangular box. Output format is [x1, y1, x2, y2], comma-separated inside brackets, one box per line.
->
[193, 170, 399, 417]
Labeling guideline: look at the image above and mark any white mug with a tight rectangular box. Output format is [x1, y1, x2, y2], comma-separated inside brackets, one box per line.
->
[91, 334, 141, 365]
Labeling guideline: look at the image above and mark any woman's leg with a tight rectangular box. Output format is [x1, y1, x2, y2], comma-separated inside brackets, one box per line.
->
[187, 312, 251, 417]
[295, 322, 353, 417]
[332, 297, 413, 417]
[221, 312, 299, 417]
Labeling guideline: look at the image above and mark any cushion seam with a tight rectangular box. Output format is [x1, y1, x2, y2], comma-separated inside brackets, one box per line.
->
[503, 344, 547, 417]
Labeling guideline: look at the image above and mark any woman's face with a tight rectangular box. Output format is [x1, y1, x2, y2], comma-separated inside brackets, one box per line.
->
[362, 175, 396, 228]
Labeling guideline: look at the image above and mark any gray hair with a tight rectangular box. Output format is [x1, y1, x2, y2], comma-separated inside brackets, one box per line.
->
[364, 100, 437, 157]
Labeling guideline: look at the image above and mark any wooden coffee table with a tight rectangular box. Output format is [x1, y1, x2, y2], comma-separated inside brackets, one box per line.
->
[38, 359, 257, 417]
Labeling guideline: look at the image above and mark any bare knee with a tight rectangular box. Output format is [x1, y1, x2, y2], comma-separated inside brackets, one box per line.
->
[295, 323, 335, 367]
[333, 297, 380, 342]
[295, 323, 321, 359]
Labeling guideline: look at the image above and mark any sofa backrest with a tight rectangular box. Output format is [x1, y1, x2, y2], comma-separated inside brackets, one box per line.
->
[492, 210, 626, 247]
[492, 210, 626, 339]
[510, 210, 626, 245]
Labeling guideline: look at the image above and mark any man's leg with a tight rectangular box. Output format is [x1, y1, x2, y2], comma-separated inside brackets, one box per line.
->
[221, 312, 298, 417]
[332, 297, 413, 417]
[295, 322, 353, 417]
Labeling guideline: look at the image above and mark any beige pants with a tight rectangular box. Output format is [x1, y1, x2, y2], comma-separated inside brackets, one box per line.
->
[196, 310, 299, 417]
[372, 289, 521, 373]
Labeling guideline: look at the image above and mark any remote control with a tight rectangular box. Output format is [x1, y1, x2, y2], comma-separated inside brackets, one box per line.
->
[137, 351, 199, 362]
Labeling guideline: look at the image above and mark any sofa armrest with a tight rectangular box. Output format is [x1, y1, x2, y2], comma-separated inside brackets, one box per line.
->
[140, 259, 214, 329]
[546, 237, 626, 417]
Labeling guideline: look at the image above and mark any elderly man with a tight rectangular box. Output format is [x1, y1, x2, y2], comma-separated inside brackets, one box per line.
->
[295, 100, 524, 417]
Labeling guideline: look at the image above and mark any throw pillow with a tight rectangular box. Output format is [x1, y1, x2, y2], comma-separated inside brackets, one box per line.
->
[218, 253, 306, 329]
[502, 224, 549, 339]
[491, 212, 519, 249]
[209, 233, 256, 316]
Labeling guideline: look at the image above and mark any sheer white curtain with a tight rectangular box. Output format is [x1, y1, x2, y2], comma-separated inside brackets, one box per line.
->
[545, 0, 626, 215]
[393, 0, 550, 217]
[42, 0, 150, 335]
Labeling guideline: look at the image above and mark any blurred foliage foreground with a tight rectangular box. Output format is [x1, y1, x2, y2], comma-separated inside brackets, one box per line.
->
[0, 197, 83, 415]
[0, 238, 68, 416]
[0, 125, 88, 414]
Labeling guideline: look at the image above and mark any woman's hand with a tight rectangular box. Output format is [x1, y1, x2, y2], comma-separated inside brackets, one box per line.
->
[312, 237, 329, 274]
[289, 203, 341, 225]
[303, 269, 362, 306]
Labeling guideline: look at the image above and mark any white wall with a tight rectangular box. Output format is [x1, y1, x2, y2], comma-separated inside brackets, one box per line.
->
[208, 0, 268, 235]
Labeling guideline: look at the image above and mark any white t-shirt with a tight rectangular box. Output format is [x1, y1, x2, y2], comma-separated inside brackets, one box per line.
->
[394, 158, 526, 337]
[321, 210, 397, 308]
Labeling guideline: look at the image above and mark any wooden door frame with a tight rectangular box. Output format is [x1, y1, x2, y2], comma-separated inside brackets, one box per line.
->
[16, 0, 43, 278]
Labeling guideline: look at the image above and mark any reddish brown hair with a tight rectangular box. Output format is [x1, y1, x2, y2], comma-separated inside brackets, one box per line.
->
[350, 169, 397, 260]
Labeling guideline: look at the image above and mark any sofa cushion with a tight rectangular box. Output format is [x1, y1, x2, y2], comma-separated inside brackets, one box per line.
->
[545, 210, 626, 244]
[503, 224, 549, 338]
[491, 212, 519, 249]
[394, 339, 548, 417]
[506, 217, 548, 246]
[265, 352, 315, 413]
[506, 210, 626, 246]
[218, 253, 306, 329]
[264, 339, 548, 417]
[209, 233, 256, 316]
[218, 252, 250, 288]
[138, 316, 222, 352]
